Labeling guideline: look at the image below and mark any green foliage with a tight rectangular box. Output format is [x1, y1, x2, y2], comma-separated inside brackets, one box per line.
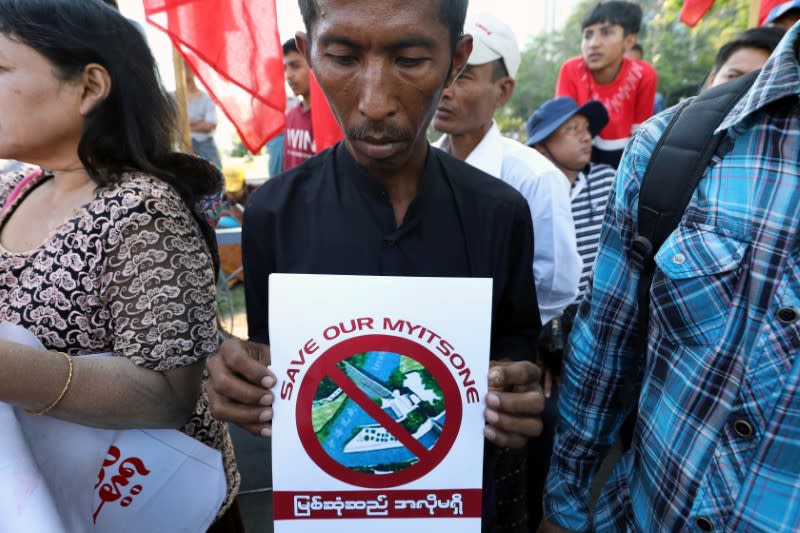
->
[506, 0, 750, 126]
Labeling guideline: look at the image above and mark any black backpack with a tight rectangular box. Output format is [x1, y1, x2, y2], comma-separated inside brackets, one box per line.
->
[630, 70, 759, 337]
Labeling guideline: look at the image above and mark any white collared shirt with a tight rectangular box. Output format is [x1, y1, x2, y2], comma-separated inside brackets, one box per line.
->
[435, 123, 581, 324]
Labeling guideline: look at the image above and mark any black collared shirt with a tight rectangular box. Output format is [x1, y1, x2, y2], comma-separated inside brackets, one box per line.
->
[243, 142, 540, 361]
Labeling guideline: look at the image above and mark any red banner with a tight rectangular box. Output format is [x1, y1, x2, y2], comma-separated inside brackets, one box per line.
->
[143, 0, 286, 154]
[273, 489, 482, 520]
[680, 0, 716, 27]
[309, 71, 344, 153]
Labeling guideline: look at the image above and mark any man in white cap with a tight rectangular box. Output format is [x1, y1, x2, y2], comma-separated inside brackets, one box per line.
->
[434, 13, 581, 329]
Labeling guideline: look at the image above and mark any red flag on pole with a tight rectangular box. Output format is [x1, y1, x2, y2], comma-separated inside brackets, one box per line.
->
[143, 0, 286, 154]
[680, 0, 716, 26]
[308, 71, 344, 153]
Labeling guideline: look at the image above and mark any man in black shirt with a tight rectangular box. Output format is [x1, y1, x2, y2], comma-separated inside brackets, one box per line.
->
[207, 0, 545, 527]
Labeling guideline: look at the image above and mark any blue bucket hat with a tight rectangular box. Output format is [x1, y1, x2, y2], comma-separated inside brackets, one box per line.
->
[525, 97, 609, 147]
[764, 0, 800, 25]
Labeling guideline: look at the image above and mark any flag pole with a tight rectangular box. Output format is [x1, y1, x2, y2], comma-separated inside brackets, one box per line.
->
[172, 48, 192, 153]
[749, 0, 761, 27]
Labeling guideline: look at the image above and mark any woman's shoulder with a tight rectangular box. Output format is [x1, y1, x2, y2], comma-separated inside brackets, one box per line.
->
[100, 172, 192, 218]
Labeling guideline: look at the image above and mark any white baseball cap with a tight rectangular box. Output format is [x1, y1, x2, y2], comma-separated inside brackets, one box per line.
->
[464, 13, 521, 79]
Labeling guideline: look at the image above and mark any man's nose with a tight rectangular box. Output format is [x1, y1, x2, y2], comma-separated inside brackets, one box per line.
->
[358, 59, 398, 121]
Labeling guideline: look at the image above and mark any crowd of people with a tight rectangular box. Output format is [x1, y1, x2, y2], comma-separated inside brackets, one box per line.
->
[0, 0, 798, 531]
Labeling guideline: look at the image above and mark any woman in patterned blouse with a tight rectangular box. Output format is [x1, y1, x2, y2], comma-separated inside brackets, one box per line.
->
[0, 0, 241, 529]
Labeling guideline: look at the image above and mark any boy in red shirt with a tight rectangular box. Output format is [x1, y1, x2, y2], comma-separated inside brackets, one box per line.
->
[556, 1, 657, 168]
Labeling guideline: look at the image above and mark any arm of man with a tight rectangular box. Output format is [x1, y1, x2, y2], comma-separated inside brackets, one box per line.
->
[484, 198, 545, 448]
[541, 117, 666, 531]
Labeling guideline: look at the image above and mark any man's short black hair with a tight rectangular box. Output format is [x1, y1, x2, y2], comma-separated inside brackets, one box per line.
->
[713, 26, 785, 71]
[100, 0, 118, 7]
[297, 0, 468, 51]
[582, 1, 642, 36]
[282, 38, 299, 56]
[631, 43, 643, 56]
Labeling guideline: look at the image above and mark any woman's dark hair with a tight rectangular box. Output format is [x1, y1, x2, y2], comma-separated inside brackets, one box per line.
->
[297, 0, 468, 51]
[713, 27, 786, 71]
[0, 0, 220, 264]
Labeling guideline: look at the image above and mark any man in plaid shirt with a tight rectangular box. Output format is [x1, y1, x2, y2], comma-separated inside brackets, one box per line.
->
[540, 22, 800, 533]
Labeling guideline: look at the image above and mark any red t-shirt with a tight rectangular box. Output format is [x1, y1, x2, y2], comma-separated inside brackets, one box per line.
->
[556, 56, 657, 167]
[283, 103, 315, 171]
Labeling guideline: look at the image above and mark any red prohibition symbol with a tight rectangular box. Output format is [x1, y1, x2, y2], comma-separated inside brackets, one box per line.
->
[296, 334, 463, 488]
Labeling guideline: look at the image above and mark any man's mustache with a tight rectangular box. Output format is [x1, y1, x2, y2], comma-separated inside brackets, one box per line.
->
[345, 123, 413, 142]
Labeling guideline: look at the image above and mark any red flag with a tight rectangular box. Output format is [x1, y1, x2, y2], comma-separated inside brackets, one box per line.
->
[308, 71, 344, 153]
[144, 0, 286, 154]
[680, 0, 716, 27]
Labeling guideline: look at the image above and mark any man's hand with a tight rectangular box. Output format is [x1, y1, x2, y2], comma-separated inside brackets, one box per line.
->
[537, 518, 578, 533]
[206, 338, 276, 437]
[484, 360, 545, 447]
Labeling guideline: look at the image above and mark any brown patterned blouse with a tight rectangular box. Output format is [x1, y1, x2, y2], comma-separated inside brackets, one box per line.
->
[0, 169, 240, 518]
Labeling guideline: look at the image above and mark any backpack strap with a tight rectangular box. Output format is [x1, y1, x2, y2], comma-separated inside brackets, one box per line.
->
[632, 70, 759, 337]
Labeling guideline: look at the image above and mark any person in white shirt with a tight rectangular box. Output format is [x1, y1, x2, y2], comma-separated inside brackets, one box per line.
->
[433, 13, 581, 326]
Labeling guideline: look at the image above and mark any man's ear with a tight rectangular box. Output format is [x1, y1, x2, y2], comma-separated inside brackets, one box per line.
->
[623, 33, 637, 53]
[496, 77, 515, 108]
[79, 63, 111, 116]
[296, 31, 312, 68]
[446, 34, 473, 87]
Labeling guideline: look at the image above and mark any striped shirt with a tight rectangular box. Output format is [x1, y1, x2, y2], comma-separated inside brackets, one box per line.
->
[570, 163, 615, 300]
[545, 23, 800, 533]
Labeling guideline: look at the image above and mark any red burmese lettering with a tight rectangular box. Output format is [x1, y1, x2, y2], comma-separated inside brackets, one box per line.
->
[281, 381, 294, 400]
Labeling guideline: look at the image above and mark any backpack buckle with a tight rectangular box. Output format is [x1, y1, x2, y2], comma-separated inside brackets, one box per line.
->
[630, 235, 653, 271]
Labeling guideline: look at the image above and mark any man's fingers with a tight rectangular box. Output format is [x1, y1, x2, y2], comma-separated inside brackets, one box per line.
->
[217, 338, 273, 387]
[206, 386, 272, 431]
[486, 387, 545, 416]
[488, 360, 541, 390]
[485, 408, 543, 438]
[207, 360, 274, 407]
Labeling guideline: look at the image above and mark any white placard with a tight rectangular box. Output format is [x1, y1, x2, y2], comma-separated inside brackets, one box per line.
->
[270, 275, 492, 532]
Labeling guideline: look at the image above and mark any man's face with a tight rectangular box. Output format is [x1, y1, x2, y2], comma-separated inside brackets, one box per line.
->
[710, 46, 770, 88]
[296, 0, 470, 176]
[283, 50, 310, 98]
[773, 10, 800, 31]
[537, 114, 593, 171]
[433, 62, 512, 137]
[581, 21, 633, 73]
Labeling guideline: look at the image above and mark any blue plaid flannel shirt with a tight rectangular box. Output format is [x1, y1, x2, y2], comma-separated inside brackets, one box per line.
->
[545, 23, 800, 533]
